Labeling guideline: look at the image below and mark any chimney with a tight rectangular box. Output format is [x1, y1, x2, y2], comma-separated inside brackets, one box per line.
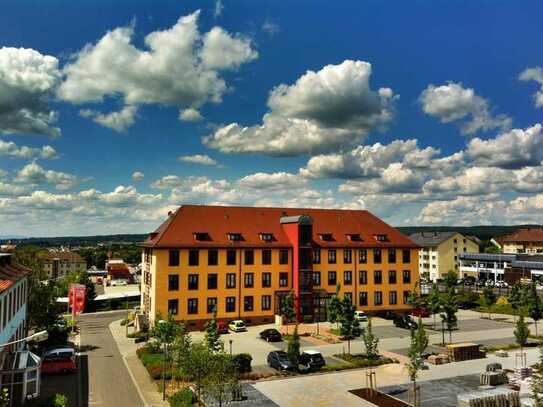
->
[168, 211, 173, 217]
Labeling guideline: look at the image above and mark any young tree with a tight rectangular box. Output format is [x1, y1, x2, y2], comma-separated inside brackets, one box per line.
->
[181, 342, 213, 405]
[287, 325, 301, 366]
[440, 288, 458, 344]
[427, 283, 442, 329]
[480, 285, 497, 319]
[280, 291, 296, 334]
[515, 314, 530, 355]
[204, 309, 223, 352]
[443, 270, 458, 289]
[407, 317, 429, 406]
[528, 283, 543, 337]
[205, 353, 238, 407]
[327, 284, 343, 330]
[362, 318, 379, 360]
[508, 282, 524, 322]
[339, 296, 361, 354]
[531, 346, 543, 406]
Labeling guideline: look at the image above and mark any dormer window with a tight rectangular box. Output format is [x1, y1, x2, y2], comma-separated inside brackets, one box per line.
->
[193, 232, 210, 241]
[227, 233, 242, 242]
[347, 233, 361, 241]
[319, 233, 333, 241]
[260, 233, 274, 242]
[374, 234, 388, 242]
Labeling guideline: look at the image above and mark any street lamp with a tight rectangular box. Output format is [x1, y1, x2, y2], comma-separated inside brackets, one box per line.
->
[0, 330, 49, 349]
[229, 339, 233, 356]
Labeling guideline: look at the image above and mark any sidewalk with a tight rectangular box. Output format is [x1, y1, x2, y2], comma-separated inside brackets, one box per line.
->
[109, 319, 169, 407]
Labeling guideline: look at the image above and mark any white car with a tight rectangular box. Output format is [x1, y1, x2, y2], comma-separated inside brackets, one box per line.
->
[110, 279, 128, 286]
[228, 320, 247, 332]
[354, 311, 368, 322]
[495, 281, 509, 288]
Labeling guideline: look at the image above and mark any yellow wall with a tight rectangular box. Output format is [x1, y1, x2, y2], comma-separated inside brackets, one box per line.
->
[438, 233, 479, 278]
[503, 242, 543, 254]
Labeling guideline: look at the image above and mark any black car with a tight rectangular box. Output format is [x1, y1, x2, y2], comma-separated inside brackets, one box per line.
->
[267, 351, 295, 371]
[260, 328, 282, 342]
[298, 351, 326, 371]
[393, 314, 417, 330]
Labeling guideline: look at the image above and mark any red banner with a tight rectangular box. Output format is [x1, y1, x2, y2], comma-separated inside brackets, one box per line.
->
[69, 283, 86, 316]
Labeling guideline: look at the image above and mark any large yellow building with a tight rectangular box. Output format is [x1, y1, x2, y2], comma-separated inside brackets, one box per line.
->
[409, 232, 479, 282]
[141, 205, 419, 329]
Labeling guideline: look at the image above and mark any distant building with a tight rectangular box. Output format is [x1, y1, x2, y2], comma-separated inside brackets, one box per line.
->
[459, 252, 543, 284]
[409, 232, 479, 282]
[43, 251, 87, 280]
[494, 228, 543, 254]
[106, 259, 132, 282]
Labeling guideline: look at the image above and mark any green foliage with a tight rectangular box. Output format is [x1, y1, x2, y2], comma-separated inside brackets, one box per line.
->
[56, 270, 97, 311]
[514, 315, 530, 350]
[407, 317, 429, 383]
[280, 291, 296, 333]
[287, 325, 301, 365]
[169, 388, 195, 407]
[53, 394, 68, 407]
[527, 283, 543, 336]
[151, 313, 180, 351]
[27, 280, 60, 330]
[339, 296, 361, 353]
[205, 353, 239, 406]
[484, 245, 501, 254]
[480, 286, 497, 318]
[531, 346, 543, 406]
[427, 283, 442, 328]
[204, 309, 223, 352]
[0, 389, 8, 407]
[443, 270, 458, 289]
[231, 353, 252, 374]
[76, 243, 142, 268]
[508, 282, 524, 314]
[440, 288, 458, 343]
[179, 342, 213, 402]
[327, 285, 343, 327]
[362, 318, 379, 359]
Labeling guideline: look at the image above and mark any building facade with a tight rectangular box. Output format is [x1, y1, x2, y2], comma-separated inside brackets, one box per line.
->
[43, 251, 87, 280]
[141, 205, 419, 329]
[409, 232, 479, 282]
[459, 252, 543, 284]
[494, 228, 543, 254]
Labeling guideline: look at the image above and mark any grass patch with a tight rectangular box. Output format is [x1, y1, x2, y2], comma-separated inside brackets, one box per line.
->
[476, 304, 528, 317]
[483, 341, 540, 353]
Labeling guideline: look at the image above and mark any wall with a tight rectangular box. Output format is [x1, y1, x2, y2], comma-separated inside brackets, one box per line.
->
[437, 233, 479, 278]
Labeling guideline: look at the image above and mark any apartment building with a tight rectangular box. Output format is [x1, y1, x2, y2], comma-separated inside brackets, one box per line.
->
[494, 228, 543, 254]
[43, 250, 87, 280]
[141, 205, 419, 329]
[409, 232, 479, 282]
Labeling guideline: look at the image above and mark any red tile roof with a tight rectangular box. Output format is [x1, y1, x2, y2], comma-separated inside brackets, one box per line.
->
[143, 205, 418, 249]
[499, 228, 543, 243]
[0, 254, 31, 293]
[44, 251, 86, 263]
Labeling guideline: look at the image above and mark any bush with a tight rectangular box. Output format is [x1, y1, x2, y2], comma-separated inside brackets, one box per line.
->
[24, 393, 68, 407]
[232, 353, 252, 373]
[147, 365, 172, 380]
[169, 388, 195, 407]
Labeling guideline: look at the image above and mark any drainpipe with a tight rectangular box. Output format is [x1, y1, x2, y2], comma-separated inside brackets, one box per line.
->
[238, 248, 241, 320]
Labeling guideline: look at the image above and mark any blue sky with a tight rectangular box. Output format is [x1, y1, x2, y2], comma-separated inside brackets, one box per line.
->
[1, 0, 543, 236]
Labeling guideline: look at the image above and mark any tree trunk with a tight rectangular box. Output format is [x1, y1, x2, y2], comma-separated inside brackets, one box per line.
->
[449, 329, 452, 344]
[536, 320, 539, 337]
[348, 338, 351, 355]
[433, 314, 436, 330]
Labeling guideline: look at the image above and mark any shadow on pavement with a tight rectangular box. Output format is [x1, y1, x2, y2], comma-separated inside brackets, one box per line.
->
[79, 354, 89, 407]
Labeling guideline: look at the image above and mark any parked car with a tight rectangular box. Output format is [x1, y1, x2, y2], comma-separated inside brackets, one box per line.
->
[217, 321, 229, 335]
[267, 351, 295, 372]
[411, 308, 429, 318]
[495, 280, 509, 288]
[377, 310, 397, 320]
[298, 350, 326, 371]
[259, 328, 282, 342]
[110, 279, 128, 286]
[354, 311, 368, 322]
[228, 320, 247, 332]
[393, 314, 416, 330]
[41, 347, 76, 374]
[485, 280, 495, 287]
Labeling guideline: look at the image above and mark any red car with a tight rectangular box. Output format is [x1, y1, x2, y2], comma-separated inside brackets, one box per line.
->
[41, 347, 76, 374]
[411, 308, 430, 317]
[217, 321, 229, 335]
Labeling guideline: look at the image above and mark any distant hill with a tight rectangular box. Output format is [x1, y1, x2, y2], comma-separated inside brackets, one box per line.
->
[397, 225, 543, 242]
[0, 233, 149, 247]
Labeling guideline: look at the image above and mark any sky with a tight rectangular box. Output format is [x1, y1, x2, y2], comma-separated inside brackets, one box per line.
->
[1, 0, 543, 237]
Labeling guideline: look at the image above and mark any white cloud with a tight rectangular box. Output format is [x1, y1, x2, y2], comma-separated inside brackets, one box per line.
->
[178, 154, 219, 166]
[420, 82, 511, 135]
[237, 172, 305, 189]
[262, 21, 280, 36]
[204, 60, 396, 156]
[0, 47, 61, 137]
[132, 171, 144, 182]
[466, 124, 543, 169]
[15, 162, 78, 190]
[58, 11, 257, 129]
[213, 0, 224, 18]
[0, 140, 58, 160]
[179, 108, 203, 122]
[79, 105, 137, 132]
[97, 185, 162, 207]
[417, 195, 506, 225]
[519, 67, 543, 108]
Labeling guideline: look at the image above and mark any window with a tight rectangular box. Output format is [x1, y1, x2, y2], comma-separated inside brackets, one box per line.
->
[343, 249, 352, 264]
[279, 272, 288, 287]
[328, 271, 337, 286]
[374, 291, 383, 306]
[403, 270, 411, 284]
[373, 248, 382, 264]
[389, 291, 397, 305]
[169, 250, 180, 267]
[260, 233, 274, 242]
[463, 239, 466, 243]
[226, 297, 236, 312]
[454, 239, 457, 243]
[402, 249, 411, 263]
[359, 249, 367, 264]
[313, 248, 321, 264]
[226, 273, 236, 289]
[320, 233, 333, 241]
[262, 249, 272, 265]
[194, 232, 210, 241]
[359, 291, 368, 306]
[344, 292, 352, 303]
[388, 248, 396, 264]
[188, 274, 198, 290]
[168, 299, 178, 315]
[207, 297, 217, 313]
[187, 299, 198, 314]
[328, 249, 337, 264]
[228, 233, 242, 241]
[227, 249, 237, 265]
[244, 249, 254, 265]
[262, 295, 271, 311]
[344, 271, 352, 285]
[207, 274, 218, 289]
[374, 270, 382, 284]
[168, 275, 179, 291]
[403, 291, 410, 305]
[375, 234, 387, 242]
[188, 249, 199, 266]
[208, 249, 218, 266]
[388, 270, 397, 284]
[244, 273, 254, 288]
[262, 272, 271, 288]
[279, 249, 289, 265]
[244, 296, 254, 312]
[359, 270, 367, 285]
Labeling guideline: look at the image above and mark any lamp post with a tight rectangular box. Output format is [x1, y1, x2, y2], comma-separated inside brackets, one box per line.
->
[124, 294, 129, 337]
[229, 339, 233, 356]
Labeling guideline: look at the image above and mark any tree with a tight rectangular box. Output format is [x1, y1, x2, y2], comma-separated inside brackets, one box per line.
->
[27, 280, 59, 330]
[287, 325, 301, 366]
[514, 314, 530, 355]
[57, 270, 97, 312]
[440, 288, 458, 344]
[531, 346, 543, 406]
[508, 282, 524, 322]
[339, 296, 361, 354]
[204, 309, 223, 352]
[362, 318, 379, 360]
[480, 286, 496, 319]
[180, 342, 213, 405]
[407, 317, 428, 407]
[280, 291, 296, 334]
[205, 353, 238, 407]
[484, 245, 501, 254]
[527, 283, 543, 337]
[443, 270, 458, 289]
[327, 285, 343, 330]
[427, 283, 442, 329]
